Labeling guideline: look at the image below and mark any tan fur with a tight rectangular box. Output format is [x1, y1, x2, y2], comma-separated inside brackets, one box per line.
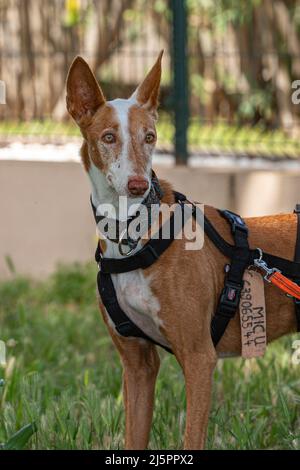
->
[85, 104, 123, 173]
[66, 55, 298, 450]
[66, 56, 105, 127]
[68, 55, 162, 181]
[79, 100, 158, 180]
[97, 183, 297, 449]
[128, 105, 157, 174]
[135, 50, 163, 112]
[80, 140, 90, 171]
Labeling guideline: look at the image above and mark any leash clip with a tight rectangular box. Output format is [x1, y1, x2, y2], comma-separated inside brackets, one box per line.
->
[254, 248, 281, 282]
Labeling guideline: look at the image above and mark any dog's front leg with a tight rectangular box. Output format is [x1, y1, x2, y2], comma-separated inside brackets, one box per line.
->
[179, 347, 217, 450]
[106, 322, 160, 449]
[122, 341, 160, 450]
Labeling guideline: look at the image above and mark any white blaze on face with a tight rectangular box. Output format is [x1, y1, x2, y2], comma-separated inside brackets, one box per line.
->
[104, 98, 135, 196]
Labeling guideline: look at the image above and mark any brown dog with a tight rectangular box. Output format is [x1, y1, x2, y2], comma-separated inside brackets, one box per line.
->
[66, 52, 298, 449]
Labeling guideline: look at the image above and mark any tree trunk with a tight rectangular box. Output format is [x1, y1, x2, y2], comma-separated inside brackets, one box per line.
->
[256, 0, 294, 131]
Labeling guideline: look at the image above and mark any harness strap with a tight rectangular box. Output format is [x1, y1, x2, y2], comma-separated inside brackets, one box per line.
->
[97, 268, 173, 354]
[99, 211, 177, 274]
[211, 210, 250, 346]
[98, 192, 191, 274]
[94, 192, 187, 355]
[93, 191, 300, 352]
[293, 204, 300, 331]
[95, 196, 300, 279]
[204, 215, 300, 280]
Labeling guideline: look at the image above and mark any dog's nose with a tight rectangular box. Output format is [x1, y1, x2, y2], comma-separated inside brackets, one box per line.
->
[127, 176, 149, 196]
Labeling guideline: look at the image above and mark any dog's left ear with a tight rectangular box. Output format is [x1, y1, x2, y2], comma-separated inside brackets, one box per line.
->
[66, 56, 105, 127]
[132, 50, 163, 116]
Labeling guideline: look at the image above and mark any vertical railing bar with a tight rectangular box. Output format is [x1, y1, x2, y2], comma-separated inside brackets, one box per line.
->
[170, 0, 189, 165]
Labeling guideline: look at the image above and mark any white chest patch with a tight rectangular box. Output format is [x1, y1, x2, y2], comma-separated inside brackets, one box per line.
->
[101, 240, 170, 349]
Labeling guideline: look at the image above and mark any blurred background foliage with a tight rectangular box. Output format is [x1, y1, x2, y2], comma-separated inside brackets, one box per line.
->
[1, 0, 300, 153]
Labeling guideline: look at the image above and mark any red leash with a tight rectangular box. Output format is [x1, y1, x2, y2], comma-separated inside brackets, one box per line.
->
[254, 253, 300, 300]
[268, 271, 300, 300]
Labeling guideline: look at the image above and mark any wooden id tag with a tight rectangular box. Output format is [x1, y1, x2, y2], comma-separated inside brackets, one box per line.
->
[239, 269, 267, 358]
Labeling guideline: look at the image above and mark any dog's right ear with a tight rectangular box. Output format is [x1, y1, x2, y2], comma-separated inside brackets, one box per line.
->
[66, 56, 105, 126]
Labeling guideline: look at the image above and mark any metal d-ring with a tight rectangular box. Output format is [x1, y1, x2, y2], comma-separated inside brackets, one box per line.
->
[255, 247, 263, 262]
[118, 228, 138, 257]
[248, 247, 263, 272]
[253, 247, 281, 282]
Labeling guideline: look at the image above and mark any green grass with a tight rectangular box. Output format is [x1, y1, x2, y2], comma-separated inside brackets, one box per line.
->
[1, 118, 300, 158]
[0, 262, 300, 449]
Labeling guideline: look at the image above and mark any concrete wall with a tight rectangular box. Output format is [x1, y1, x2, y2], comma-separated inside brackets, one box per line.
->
[0, 160, 95, 279]
[1, 158, 300, 279]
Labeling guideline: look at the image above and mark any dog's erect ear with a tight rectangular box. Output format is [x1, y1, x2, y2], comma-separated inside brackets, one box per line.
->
[132, 50, 163, 114]
[66, 56, 105, 126]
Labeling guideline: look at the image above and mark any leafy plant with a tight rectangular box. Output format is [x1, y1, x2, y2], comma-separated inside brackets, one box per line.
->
[1, 423, 37, 450]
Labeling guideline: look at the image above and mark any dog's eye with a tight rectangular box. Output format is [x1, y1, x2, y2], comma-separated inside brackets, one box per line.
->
[102, 133, 116, 144]
[145, 133, 155, 144]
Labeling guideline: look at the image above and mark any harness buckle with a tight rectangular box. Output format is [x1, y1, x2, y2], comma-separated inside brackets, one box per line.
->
[219, 281, 243, 317]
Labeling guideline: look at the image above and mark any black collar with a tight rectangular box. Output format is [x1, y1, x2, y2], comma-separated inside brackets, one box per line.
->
[90, 171, 164, 255]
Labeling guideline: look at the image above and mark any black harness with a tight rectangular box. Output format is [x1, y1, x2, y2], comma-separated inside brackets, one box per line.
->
[92, 191, 300, 352]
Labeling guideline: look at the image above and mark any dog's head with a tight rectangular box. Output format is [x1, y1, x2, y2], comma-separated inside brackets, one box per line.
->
[66, 52, 163, 198]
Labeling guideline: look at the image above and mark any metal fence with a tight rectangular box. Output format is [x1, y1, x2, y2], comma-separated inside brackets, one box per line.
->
[1, 0, 300, 161]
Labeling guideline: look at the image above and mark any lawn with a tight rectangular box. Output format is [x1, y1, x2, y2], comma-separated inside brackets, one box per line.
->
[1, 118, 300, 158]
[0, 262, 300, 450]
